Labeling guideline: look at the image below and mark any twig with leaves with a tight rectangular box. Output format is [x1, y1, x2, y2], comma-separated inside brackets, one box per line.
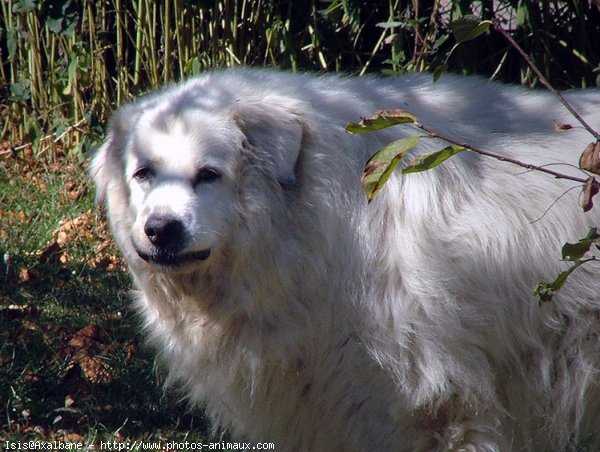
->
[0, 118, 88, 157]
[492, 21, 600, 142]
[347, 15, 600, 302]
[346, 109, 594, 197]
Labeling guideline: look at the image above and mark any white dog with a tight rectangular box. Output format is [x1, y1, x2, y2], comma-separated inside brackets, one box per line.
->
[91, 69, 600, 451]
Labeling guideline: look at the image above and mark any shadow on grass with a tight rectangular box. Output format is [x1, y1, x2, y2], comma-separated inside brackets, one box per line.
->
[0, 252, 215, 442]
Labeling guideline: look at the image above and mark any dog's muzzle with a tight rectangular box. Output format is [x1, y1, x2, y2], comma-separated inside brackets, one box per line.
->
[136, 247, 211, 266]
[135, 214, 211, 266]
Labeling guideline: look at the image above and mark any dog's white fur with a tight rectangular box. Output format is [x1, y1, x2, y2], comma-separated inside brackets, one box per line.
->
[92, 69, 600, 451]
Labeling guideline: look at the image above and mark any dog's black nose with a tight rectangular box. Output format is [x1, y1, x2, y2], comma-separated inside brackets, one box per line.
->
[144, 215, 184, 248]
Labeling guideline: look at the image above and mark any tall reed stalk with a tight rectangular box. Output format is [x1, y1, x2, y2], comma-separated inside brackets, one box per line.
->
[1, 0, 598, 156]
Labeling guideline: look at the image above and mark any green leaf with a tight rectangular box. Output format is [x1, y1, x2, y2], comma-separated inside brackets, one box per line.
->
[402, 145, 466, 174]
[9, 77, 31, 102]
[45, 0, 79, 36]
[6, 29, 18, 62]
[192, 57, 202, 75]
[432, 34, 450, 51]
[346, 109, 417, 135]
[62, 55, 78, 95]
[516, 3, 529, 27]
[535, 260, 586, 303]
[12, 0, 36, 13]
[536, 228, 600, 302]
[376, 21, 404, 29]
[363, 136, 420, 202]
[561, 228, 600, 261]
[450, 15, 492, 44]
[432, 63, 448, 82]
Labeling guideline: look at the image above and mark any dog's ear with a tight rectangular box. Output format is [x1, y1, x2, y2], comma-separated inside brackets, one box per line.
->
[89, 140, 110, 205]
[89, 105, 142, 205]
[233, 99, 306, 185]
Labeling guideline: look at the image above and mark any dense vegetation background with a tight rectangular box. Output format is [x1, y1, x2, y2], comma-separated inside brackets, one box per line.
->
[1, 0, 599, 446]
[2, 0, 599, 151]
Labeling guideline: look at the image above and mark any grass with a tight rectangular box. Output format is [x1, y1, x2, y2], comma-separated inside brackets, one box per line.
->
[0, 150, 215, 444]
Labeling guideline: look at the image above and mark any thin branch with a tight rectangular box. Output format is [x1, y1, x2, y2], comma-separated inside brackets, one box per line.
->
[493, 20, 600, 141]
[512, 162, 590, 179]
[52, 118, 88, 144]
[3, 118, 88, 155]
[530, 184, 582, 224]
[414, 121, 589, 184]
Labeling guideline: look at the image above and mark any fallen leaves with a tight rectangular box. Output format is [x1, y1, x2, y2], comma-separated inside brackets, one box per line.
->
[12, 210, 125, 283]
[0, 210, 27, 242]
[19, 266, 38, 283]
[0, 147, 114, 275]
[64, 325, 115, 385]
[0, 143, 181, 443]
[49, 210, 123, 271]
[1, 303, 39, 319]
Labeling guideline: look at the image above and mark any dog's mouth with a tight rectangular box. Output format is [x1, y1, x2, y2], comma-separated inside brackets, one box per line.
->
[136, 247, 211, 266]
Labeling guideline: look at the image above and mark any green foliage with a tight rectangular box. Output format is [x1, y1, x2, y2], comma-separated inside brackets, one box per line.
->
[346, 109, 417, 134]
[346, 111, 467, 201]
[361, 136, 420, 202]
[562, 228, 600, 262]
[1, 1, 599, 153]
[535, 228, 600, 302]
[433, 15, 492, 80]
[402, 145, 466, 174]
[450, 15, 492, 44]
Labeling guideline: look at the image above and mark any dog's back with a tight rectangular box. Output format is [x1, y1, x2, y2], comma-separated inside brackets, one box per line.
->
[92, 69, 600, 451]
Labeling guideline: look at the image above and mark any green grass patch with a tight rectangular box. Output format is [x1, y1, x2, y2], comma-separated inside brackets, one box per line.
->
[0, 149, 214, 444]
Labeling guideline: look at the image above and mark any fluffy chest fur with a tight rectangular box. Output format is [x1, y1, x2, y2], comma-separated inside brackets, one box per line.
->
[92, 68, 600, 451]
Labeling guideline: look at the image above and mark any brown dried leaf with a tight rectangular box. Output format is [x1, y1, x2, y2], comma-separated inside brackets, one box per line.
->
[114, 431, 125, 442]
[23, 370, 40, 383]
[19, 267, 36, 283]
[60, 433, 85, 443]
[69, 189, 85, 201]
[579, 141, 600, 175]
[79, 355, 114, 384]
[2, 304, 38, 319]
[581, 176, 600, 212]
[68, 325, 100, 350]
[64, 179, 77, 191]
[38, 240, 62, 264]
[65, 394, 75, 408]
[553, 121, 573, 132]
[96, 240, 111, 253]
[124, 340, 138, 361]
[59, 252, 71, 264]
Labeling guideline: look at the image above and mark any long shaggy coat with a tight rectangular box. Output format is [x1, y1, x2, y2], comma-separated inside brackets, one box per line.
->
[92, 69, 600, 451]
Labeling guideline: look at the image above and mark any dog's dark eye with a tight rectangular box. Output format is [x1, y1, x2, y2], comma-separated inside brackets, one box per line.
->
[194, 167, 221, 186]
[133, 166, 154, 182]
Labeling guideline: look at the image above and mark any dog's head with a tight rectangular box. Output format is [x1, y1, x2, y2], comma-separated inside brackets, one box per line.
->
[91, 81, 308, 272]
